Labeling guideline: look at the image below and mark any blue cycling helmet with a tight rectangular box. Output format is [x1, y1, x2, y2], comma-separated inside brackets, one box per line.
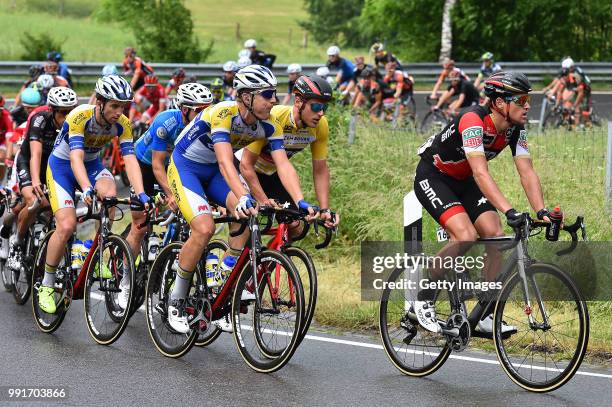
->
[102, 64, 118, 76]
[21, 88, 42, 106]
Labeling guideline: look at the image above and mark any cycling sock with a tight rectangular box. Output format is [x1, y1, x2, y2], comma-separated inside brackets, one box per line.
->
[42, 263, 58, 287]
[171, 265, 193, 300]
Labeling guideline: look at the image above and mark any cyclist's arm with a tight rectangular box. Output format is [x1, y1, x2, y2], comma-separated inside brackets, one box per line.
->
[394, 75, 404, 99]
[270, 149, 305, 204]
[435, 88, 454, 109]
[130, 59, 142, 90]
[430, 71, 446, 97]
[118, 120, 145, 195]
[29, 140, 43, 186]
[514, 157, 545, 213]
[573, 87, 584, 111]
[474, 73, 483, 87]
[311, 119, 330, 208]
[215, 141, 249, 199]
[449, 93, 464, 112]
[70, 149, 93, 191]
[239, 148, 268, 203]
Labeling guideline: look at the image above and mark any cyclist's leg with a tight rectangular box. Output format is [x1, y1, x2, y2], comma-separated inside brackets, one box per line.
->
[15, 155, 38, 246]
[257, 171, 302, 237]
[125, 160, 156, 257]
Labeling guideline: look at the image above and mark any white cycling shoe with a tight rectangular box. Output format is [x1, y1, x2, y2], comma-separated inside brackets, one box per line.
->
[212, 316, 233, 333]
[476, 314, 517, 334]
[168, 299, 190, 334]
[413, 300, 441, 333]
[241, 289, 256, 301]
[117, 276, 130, 310]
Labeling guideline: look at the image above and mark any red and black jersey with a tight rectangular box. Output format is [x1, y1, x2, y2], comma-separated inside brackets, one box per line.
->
[21, 106, 59, 159]
[418, 105, 530, 180]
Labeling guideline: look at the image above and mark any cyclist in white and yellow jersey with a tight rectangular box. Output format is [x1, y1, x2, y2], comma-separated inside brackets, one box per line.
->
[239, 75, 340, 231]
[165, 65, 318, 333]
[38, 75, 149, 314]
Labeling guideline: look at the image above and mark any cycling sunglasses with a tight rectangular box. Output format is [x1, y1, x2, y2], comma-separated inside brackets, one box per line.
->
[507, 94, 531, 107]
[310, 102, 328, 113]
[254, 89, 277, 100]
[184, 104, 208, 113]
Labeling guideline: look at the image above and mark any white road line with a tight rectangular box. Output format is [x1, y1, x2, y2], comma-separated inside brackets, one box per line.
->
[89, 291, 612, 380]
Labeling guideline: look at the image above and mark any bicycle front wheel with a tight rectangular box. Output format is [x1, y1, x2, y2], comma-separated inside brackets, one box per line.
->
[284, 246, 317, 345]
[379, 267, 451, 377]
[232, 249, 304, 373]
[493, 263, 589, 392]
[84, 235, 135, 345]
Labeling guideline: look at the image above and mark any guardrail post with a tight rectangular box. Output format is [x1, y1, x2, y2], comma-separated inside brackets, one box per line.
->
[606, 121, 612, 209]
[538, 96, 548, 134]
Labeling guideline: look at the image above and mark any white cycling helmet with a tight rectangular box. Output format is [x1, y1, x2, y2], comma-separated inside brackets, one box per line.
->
[233, 65, 277, 91]
[287, 63, 302, 74]
[561, 57, 574, 69]
[36, 74, 54, 90]
[244, 39, 257, 48]
[167, 97, 180, 110]
[176, 82, 213, 106]
[237, 56, 252, 69]
[47, 86, 78, 108]
[316, 66, 330, 77]
[95, 74, 133, 102]
[102, 64, 118, 76]
[327, 46, 340, 56]
[223, 61, 238, 72]
[238, 49, 251, 59]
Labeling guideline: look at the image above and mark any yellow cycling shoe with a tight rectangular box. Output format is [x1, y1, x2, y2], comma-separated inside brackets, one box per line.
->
[93, 263, 113, 279]
[38, 286, 57, 314]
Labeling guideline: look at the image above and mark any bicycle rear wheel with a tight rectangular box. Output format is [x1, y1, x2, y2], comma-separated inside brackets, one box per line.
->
[284, 246, 317, 345]
[84, 235, 135, 345]
[194, 239, 229, 347]
[145, 242, 200, 358]
[379, 267, 451, 376]
[232, 249, 304, 373]
[493, 263, 589, 392]
[31, 231, 71, 334]
[420, 111, 448, 136]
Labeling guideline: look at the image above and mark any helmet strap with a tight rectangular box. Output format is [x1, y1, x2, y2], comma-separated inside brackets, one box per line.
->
[97, 101, 113, 127]
[241, 91, 264, 122]
[296, 96, 307, 128]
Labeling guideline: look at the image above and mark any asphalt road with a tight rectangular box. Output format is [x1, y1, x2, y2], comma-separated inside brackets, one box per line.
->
[1, 292, 610, 406]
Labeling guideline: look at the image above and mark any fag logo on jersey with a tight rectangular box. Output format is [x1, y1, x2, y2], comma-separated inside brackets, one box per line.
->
[462, 126, 483, 148]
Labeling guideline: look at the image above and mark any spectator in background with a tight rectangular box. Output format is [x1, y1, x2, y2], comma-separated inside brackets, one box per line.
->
[165, 68, 186, 96]
[222, 61, 238, 100]
[282, 63, 302, 105]
[370, 43, 402, 71]
[326, 46, 354, 91]
[122, 47, 155, 91]
[244, 39, 276, 68]
[46, 51, 72, 87]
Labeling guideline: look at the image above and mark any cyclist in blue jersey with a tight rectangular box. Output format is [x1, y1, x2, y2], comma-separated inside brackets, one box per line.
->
[326, 46, 355, 91]
[165, 65, 318, 333]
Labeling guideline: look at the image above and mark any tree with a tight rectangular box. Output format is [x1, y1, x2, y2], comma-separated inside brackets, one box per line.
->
[300, 0, 367, 47]
[439, 0, 456, 62]
[96, 0, 213, 63]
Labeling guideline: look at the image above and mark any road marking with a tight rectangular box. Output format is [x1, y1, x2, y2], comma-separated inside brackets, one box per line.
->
[89, 292, 612, 380]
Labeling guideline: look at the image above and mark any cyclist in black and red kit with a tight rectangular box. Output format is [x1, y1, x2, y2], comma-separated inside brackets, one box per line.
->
[413, 71, 552, 334]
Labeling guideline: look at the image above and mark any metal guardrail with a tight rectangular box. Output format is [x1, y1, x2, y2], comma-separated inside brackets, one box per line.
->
[0, 61, 611, 87]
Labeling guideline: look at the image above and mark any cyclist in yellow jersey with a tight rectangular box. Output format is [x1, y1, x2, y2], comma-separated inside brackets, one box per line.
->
[166, 65, 318, 333]
[39, 75, 149, 314]
[239, 75, 340, 232]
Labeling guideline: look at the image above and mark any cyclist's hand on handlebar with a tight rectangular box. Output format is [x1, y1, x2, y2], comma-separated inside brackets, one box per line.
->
[320, 209, 339, 228]
[165, 194, 178, 212]
[261, 198, 281, 209]
[505, 208, 527, 229]
[138, 192, 151, 211]
[298, 199, 320, 223]
[32, 182, 45, 200]
[235, 194, 257, 218]
[82, 186, 95, 206]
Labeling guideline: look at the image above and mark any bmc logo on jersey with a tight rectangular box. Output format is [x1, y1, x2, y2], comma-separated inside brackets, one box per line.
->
[197, 204, 209, 212]
[462, 126, 483, 148]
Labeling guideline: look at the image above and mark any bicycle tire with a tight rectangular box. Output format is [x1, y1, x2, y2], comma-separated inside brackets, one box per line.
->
[379, 267, 451, 377]
[420, 111, 448, 136]
[542, 110, 562, 131]
[145, 242, 200, 358]
[31, 230, 71, 334]
[195, 239, 229, 347]
[11, 229, 34, 305]
[493, 263, 589, 392]
[232, 249, 304, 373]
[284, 246, 317, 346]
[84, 235, 136, 345]
[0, 256, 10, 292]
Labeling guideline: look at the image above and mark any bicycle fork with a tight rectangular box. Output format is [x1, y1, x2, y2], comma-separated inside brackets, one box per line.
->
[516, 241, 551, 330]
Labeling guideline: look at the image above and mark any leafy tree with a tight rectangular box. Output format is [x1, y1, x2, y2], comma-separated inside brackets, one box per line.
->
[96, 0, 213, 63]
[20, 32, 65, 61]
[300, 0, 367, 47]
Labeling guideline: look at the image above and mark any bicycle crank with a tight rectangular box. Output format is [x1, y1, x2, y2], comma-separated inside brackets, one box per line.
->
[444, 312, 471, 351]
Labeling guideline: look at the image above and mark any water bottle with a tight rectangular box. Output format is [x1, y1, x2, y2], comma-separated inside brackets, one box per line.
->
[205, 253, 220, 287]
[71, 239, 84, 270]
[546, 206, 563, 241]
[82, 240, 94, 261]
[147, 234, 161, 261]
[220, 255, 237, 282]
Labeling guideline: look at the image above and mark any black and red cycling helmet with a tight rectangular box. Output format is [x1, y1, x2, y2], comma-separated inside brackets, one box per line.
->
[484, 71, 532, 100]
[293, 75, 333, 102]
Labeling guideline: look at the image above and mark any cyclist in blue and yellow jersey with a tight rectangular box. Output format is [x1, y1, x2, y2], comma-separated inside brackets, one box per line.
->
[133, 82, 213, 235]
[38, 75, 150, 314]
[474, 52, 502, 89]
[239, 75, 340, 232]
[166, 65, 318, 333]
